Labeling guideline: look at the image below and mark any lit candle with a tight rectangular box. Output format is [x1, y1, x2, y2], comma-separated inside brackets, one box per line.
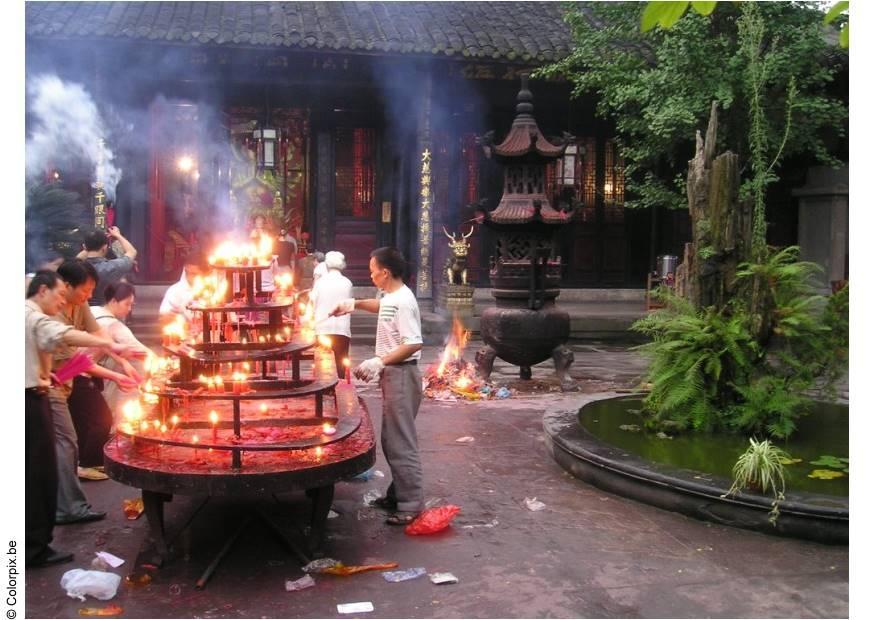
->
[171, 415, 179, 432]
[192, 434, 199, 458]
[215, 376, 224, 392]
[315, 446, 323, 460]
[343, 358, 351, 384]
[210, 410, 218, 441]
[322, 423, 336, 436]
[259, 403, 268, 415]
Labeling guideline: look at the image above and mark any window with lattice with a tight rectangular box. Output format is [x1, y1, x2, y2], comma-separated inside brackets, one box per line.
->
[335, 127, 375, 218]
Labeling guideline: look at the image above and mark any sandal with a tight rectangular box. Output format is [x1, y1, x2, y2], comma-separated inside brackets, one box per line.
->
[385, 511, 418, 526]
[369, 496, 397, 511]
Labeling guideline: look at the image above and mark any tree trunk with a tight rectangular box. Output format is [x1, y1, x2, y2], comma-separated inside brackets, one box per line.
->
[681, 101, 751, 310]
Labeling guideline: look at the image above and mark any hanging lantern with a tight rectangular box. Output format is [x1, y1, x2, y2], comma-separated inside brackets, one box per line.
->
[253, 127, 279, 170]
[555, 144, 579, 188]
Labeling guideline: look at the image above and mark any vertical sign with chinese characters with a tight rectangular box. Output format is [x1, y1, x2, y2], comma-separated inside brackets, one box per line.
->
[93, 183, 107, 229]
[417, 148, 432, 297]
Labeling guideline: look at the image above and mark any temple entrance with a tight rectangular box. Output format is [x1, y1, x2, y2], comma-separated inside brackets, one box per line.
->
[331, 127, 378, 284]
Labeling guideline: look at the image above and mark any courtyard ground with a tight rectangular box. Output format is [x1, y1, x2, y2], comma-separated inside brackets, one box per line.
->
[24, 340, 849, 618]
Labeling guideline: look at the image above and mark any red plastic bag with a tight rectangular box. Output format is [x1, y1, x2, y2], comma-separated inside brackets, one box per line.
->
[404, 505, 461, 535]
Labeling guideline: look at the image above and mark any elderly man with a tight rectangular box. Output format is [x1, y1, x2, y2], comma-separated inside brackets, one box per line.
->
[51, 260, 140, 523]
[26, 270, 127, 566]
[78, 226, 138, 306]
[331, 247, 424, 525]
[311, 251, 353, 377]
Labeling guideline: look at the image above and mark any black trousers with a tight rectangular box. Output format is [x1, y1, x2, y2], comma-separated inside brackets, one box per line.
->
[26, 389, 58, 564]
[68, 376, 113, 468]
[326, 334, 351, 379]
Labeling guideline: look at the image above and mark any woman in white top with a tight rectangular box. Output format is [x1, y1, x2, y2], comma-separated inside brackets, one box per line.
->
[91, 282, 151, 426]
[310, 251, 353, 377]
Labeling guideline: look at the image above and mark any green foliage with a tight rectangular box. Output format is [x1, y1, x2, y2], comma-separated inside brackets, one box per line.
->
[633, 246, 848, 439]
[809, 455, 845, 468]
[727, 437, 788, 496]
[822, 1, 849, 49]
[632, 295, 758, 432]
[729, 375, 810, 439]
[725, 437, 788, 524]
[537, 2, 846, 211]
[25, 182, 90, 271]
[641, 1, 716, 32]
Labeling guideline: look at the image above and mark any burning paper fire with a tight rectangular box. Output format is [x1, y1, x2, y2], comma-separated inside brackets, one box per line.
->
[423, 316, 489, 400]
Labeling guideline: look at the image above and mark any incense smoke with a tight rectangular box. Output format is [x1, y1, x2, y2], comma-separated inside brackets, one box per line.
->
[26, 74, 122, 200]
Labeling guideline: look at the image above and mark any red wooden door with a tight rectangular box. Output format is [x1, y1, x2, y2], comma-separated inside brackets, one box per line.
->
[333, 127, 378, 284]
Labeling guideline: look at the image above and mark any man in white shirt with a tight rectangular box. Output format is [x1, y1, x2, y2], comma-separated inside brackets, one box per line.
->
[159, 253, 207, 327]
[311, 251, 353, 377]
[331, 247, 424, 525]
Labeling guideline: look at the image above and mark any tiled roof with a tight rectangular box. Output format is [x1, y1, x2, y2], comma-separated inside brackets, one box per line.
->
[25, 2, 573, 63]
[487, 199, 572, 225]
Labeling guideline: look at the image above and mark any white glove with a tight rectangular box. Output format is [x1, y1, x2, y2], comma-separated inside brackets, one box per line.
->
[330, 298, 356, 317]
[354, 357, 384, 382]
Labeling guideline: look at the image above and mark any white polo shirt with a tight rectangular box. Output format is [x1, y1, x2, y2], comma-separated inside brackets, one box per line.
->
[375, 284, 422, 362]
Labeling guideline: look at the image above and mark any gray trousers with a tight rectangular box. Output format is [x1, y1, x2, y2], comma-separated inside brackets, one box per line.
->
[48, 388, 92, 520]
[379, 363, 424, 512]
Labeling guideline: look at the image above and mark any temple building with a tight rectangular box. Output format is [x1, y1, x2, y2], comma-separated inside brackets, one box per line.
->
[25, 1, 789, 300]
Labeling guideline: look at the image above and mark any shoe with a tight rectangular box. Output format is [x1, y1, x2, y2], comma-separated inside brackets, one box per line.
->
[56, 510, 106, 525]
[368, 496, 397, 511]
[385, 511, 419, 526]
[78, 466, 109, 481]
[28, 547, 74, 568]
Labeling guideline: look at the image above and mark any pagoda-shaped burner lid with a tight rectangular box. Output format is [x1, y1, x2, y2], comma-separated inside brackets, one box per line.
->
[478, 75, 572, 226]
[489, 74, 565, 162]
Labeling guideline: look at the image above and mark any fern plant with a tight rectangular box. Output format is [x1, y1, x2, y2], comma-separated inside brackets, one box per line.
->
[632, 294, 758, 432]
[634, 245, 848, 439]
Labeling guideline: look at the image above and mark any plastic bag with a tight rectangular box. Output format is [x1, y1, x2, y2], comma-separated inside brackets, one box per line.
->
[524, 497, 546, 511]
[61, 569, 122, 602]
[382, 567, 426, 582]
[404, 505, 461, 535]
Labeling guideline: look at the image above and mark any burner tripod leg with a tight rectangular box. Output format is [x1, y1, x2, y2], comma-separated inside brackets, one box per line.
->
[305, 484, 335, 555]
[142, 490, 172, 565]
[195, 515, 253, 590]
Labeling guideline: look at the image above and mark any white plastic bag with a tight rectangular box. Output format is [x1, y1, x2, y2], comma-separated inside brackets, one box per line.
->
[60, 569, 121, 601]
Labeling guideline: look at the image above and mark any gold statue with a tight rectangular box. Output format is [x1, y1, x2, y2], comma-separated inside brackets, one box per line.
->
[443, 226, 474, 285]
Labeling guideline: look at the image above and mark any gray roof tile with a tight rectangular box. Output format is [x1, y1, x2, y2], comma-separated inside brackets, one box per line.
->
[26, 1, 572, 62]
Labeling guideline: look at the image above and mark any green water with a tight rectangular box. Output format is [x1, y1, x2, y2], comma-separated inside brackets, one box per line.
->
[579, 396, 849, 497]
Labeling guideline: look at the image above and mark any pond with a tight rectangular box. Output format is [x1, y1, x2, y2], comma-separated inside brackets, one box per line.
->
[579, 395, 848, 497]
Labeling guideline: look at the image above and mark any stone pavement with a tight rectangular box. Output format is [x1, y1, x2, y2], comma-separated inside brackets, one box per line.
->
[25, 341, 849, 618]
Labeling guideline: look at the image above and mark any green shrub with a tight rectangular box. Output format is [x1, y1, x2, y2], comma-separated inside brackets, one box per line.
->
[633, 246, 848, 439]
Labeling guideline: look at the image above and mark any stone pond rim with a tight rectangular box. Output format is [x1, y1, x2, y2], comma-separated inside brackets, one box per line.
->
[543, 393, 848, 545]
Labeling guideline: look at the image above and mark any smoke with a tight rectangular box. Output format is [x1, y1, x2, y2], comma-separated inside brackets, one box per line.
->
[26, 74, 122, 200]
